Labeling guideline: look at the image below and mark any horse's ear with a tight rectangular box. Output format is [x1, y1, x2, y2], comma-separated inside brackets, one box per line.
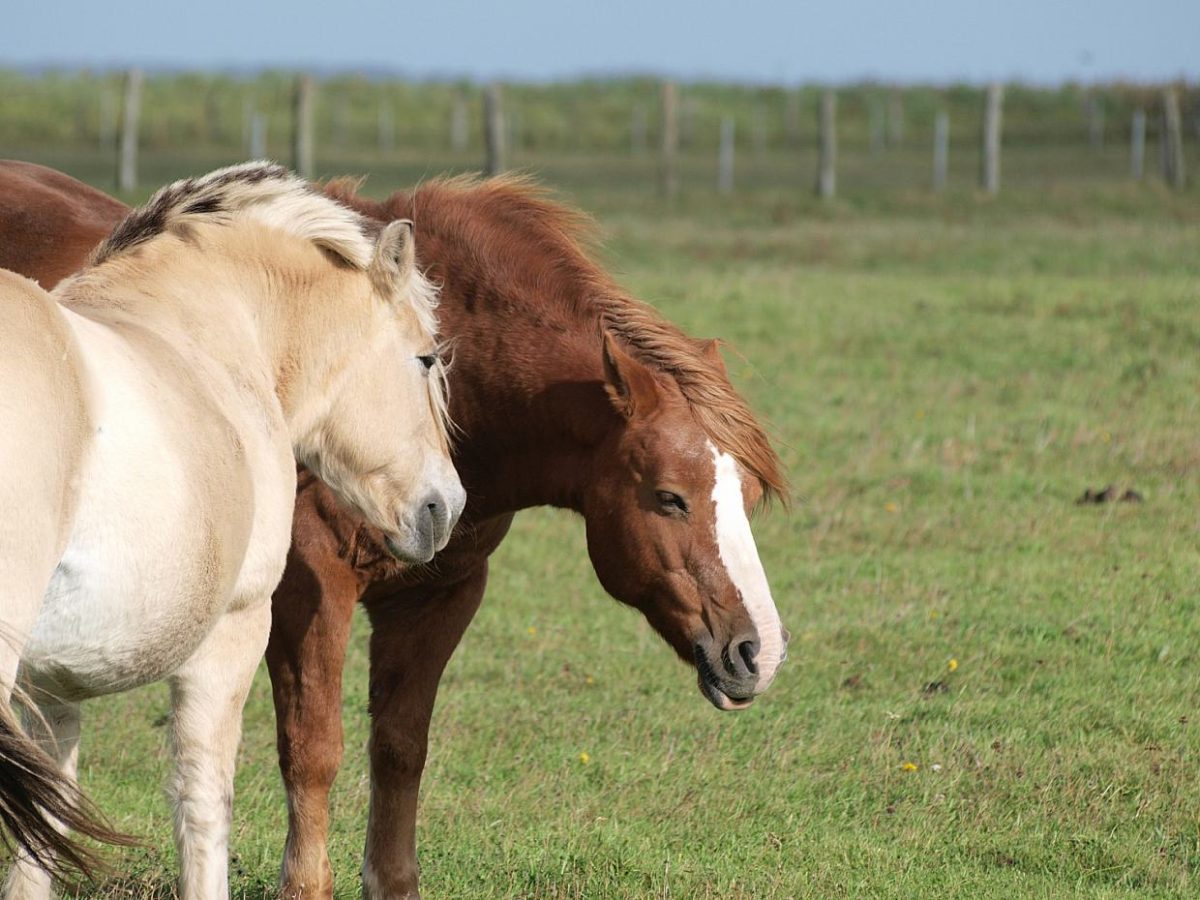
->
[602, 333, 661, 419]
[370, 219, 415, 293]
[695, 338, 728, 377]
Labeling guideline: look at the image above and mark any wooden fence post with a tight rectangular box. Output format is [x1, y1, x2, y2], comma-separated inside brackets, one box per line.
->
[661, 81, 679, 199]
[980, 83, 1003, 194]
[451, 94, 469, 152]
[117, 68, 142, 192]
[816, 89, 836, 199]
[249, 113, 267, 159]
[933, 110, 949, 191]
[292, 75, 315, 179]
[1130, 108, 1146, 180]
[483, 83, 506, 176]
[1163, 88, 1186, 189]
[718, 117, 735, 194]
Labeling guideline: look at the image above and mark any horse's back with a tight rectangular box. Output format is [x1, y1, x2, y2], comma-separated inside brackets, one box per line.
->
[0, 160, 126, 289]
[0, 269, 93, 614]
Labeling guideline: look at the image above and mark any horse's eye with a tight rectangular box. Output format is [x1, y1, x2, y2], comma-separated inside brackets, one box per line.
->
[418, 353, 438, 371]
[656, 490, 688, 515]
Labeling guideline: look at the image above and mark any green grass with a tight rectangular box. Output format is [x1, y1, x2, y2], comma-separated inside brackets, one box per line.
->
[4, 143, 1200, 897]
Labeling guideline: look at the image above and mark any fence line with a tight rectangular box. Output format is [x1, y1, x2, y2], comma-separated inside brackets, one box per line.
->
[816, 89, 837, 199]
[1163, 88, 1186, 189]
[292, 75, 314, 180]
[932, 111, 949, 191]
[1131, 109, 1146, 180]
[980, 83, 1003, 194]
[25, 74, 1197, 196]
[660, 82, 679, 199]
[117, 68, 142, 192]
[483, 83, 506, 176]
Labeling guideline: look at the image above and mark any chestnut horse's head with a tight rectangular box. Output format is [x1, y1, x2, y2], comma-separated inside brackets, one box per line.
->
[582, 332, 789, 711]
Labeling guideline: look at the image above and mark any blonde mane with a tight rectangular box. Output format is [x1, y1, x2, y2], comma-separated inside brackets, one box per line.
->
[330, 173, 788, 507]
[93, 162, 375, 269]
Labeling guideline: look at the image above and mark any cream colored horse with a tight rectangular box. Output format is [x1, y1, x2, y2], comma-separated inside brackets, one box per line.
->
[0, 163, 465, 900]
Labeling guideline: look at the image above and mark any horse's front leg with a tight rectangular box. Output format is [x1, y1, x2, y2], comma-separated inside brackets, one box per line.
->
[2, 701, 81, 900]
[267, 540, 362, 900]
[360, 563, 489, 900]
[167, 601, 271, 900]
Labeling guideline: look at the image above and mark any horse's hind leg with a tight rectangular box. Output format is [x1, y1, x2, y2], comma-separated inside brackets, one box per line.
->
[2, 701, 81, 900]
[167, 601, 271, 900]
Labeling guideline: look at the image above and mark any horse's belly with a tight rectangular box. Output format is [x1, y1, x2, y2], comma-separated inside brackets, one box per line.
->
[19, 316, 295, 701]
[23, 525, 237, 699]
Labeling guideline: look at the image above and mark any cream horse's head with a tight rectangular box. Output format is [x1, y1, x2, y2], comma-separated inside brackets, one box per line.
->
[89, 162, 465, 563]
[290, 217, 465, 563]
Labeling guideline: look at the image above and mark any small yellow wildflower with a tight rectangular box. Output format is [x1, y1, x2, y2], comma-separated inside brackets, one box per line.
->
[900, 761, 919, 772]
[947, 658, 958, 672]
[579, 752, 591, 765]
[585, 675, 595, 685]
[884, 502, 899, 514]
[527, 626, 537, 636]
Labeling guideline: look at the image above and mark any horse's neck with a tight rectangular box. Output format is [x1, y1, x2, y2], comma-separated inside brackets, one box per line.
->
[444, 296, 614, 520]
[59, 228, 333, 429]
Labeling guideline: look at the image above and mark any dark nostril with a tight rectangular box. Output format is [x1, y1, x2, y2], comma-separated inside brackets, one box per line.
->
[737, 639, 759, 676]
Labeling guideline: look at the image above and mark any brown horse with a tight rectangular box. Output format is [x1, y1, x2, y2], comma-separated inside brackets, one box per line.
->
[0, 161, 790, 899]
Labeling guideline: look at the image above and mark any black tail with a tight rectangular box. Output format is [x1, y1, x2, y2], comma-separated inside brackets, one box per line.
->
[0, 707, 137, 879]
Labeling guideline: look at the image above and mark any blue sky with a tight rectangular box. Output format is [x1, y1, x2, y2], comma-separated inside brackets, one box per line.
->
[5, 1, 1197, 83]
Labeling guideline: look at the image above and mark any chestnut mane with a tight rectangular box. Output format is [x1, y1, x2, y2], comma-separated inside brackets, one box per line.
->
[325, 174, 788, 507]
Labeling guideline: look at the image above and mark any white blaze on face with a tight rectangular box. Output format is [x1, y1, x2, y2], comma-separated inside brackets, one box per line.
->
[708, 440, 785, 692]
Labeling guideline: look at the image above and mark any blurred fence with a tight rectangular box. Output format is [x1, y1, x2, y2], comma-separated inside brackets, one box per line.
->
[1, 69, 1196, 197]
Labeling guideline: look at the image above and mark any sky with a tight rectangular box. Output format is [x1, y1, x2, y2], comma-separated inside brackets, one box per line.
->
[4, 0, 1197, 84]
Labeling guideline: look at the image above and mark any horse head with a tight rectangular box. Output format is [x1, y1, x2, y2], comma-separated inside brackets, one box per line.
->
[582, 333, 789, 710]
[295, 218, 465, 563]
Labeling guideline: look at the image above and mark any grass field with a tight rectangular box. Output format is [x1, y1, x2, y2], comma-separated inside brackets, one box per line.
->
[3, 137, 1200, 897]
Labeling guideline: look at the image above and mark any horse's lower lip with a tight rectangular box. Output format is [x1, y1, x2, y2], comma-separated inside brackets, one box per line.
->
[692, 643, 755, 711]
[697, 672, 754, 712]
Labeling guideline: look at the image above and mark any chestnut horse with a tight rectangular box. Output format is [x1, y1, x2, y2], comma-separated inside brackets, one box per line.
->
[0, 161, 789, 899]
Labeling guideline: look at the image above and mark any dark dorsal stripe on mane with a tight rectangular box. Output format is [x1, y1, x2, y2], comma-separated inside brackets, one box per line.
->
[93, 162, 374, 269]
[326, 173, 788, 507]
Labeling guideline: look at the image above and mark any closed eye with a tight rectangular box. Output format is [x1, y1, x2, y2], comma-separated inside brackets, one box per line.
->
[656, 490, 689, 516]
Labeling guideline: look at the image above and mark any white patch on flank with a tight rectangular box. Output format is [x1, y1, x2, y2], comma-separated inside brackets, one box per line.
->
[709, 440, 784, 692]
